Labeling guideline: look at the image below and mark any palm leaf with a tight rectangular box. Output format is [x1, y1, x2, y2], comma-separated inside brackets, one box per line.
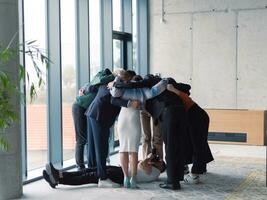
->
[0, 136, 10, 152]
[0, 39, 51, 152]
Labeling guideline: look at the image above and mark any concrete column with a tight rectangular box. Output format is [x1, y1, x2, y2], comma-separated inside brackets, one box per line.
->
[0, 0, 22, 199]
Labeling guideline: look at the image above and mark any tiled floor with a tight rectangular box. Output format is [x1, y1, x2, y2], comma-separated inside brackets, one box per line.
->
[19, 144, 266, 200]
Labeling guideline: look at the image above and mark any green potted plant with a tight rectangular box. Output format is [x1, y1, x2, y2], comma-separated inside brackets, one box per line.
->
[0, 38, 50, 151]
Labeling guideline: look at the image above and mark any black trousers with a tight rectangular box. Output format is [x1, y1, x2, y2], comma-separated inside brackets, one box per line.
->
[72, 103, 87, 167]
[159, 105, 186, 184]
[184, 104, 214, 174]
[59, 166, 124, 185]
[87, 117, 110, 179]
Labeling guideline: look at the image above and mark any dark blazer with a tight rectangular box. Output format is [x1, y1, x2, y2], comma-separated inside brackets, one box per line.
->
[85, 85, 123, 128]
[146, 90, 184, 122]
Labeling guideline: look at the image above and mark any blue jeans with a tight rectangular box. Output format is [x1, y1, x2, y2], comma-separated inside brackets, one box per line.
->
[87, 117, 110, 179]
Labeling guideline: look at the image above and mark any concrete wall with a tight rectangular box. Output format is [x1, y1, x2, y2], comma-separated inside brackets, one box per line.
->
[0, 0, 22, 199]
[149, 0, 267, 109]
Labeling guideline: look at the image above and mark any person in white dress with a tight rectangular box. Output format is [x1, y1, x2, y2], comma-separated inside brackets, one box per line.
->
[109, 70, 168, 188]
[115, 70, 141, 189]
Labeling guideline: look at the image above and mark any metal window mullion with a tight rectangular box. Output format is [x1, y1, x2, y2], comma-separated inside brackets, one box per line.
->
[122, 0, 132, 69]
[136, 0, 148, 76]
[122, 40, 127, 68]
[100, 0, 113, 153]
[75, 0, 90, 88]
[121, 0, 124, 32]
[100, 0, 113, 70]
[46, 0, 63, 166]
[19, 0, 28, 180]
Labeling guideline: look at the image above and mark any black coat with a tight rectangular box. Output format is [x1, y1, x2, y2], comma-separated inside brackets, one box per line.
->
[145, 90, 184, 122]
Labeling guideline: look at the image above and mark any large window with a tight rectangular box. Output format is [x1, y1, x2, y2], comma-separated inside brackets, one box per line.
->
[132, 0, 137, 70]
[112, 0, 132, 70]
[21, 0, 146, 181]
[112, 0, 122, 71]
[113, 39, 122, 69]
[112, 0, 122, 31]
[112, 32, 132, 70]
[24, 0, 47, 172]
[60, 0, 77, 162]
[89, 0, 101, 79]
[112, 0, 133, 145]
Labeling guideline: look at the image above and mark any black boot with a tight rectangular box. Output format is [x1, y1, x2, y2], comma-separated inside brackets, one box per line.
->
[159, 182, 181, 190]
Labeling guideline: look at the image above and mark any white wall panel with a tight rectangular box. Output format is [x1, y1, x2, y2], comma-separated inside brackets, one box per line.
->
[150, 0, 267, 14]
[150, 14, 192, 83]
[192, 0, 267, 11]
[237, 10, 267, 109]
[149, 0, 267, 110]
[149, 0, 162, 15]
[164, 0, 193, 13]
[192, 12, 236, 108]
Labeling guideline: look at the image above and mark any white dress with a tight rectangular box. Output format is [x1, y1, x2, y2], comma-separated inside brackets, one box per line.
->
[117, 107, 141, 153]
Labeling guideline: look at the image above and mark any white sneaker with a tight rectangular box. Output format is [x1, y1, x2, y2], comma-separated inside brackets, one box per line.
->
[98, 178, 120, 188]
[184, 165, 189, 175]
[184, 174, 200, 184]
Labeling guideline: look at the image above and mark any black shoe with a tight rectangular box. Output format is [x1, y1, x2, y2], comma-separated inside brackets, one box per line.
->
[45, 163, 59, 183]
[159, 182, 181, 190]
[77, 165, 85, 171]
[43, 170, 57, 189]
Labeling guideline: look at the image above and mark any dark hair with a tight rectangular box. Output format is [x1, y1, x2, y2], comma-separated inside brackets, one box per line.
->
[132, 75, 143, 81]
[144, 74, 154, 80]
[120, 70, 135, 81]
[103, 68, 112, 76]
[126, 70, 136, 78]
[167, 77, 191, 95]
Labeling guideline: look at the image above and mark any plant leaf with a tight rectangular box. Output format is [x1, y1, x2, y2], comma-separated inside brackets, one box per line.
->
[29, 83, 37, 102]
[19, 65, 26, 81]
[38, 77, 43, 87]
[26, 40, 37, 45]
[0, 38, 51, 152]
[0, 136, 10, 152]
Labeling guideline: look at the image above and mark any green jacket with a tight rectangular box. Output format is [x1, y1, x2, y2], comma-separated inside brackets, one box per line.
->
[75, 69, 114, 109]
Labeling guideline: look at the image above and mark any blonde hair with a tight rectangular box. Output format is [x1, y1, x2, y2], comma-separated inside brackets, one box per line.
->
[112, 68, 125, 76]
[113, 68, 132, 81]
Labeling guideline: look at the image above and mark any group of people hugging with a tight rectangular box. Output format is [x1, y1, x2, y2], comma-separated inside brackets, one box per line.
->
[43, 68, 214, 191]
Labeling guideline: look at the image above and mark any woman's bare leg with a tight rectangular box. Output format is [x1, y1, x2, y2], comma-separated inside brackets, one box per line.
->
[129, 152, 138, 177]
[120, 152, 129, 177]
[129, 152, 138, 188]
[120, 152, 131, 188]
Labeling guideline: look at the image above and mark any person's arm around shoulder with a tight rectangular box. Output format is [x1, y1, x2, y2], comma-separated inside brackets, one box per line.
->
[109, 77, 124, 97]
[114, 78, 152, 89]
[167, 84, 181, 96]
[167, 83, 193, 101]
[110, 97, 129, 107]
[149, 79, 168, 99]
[111, 97, 141, 109]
